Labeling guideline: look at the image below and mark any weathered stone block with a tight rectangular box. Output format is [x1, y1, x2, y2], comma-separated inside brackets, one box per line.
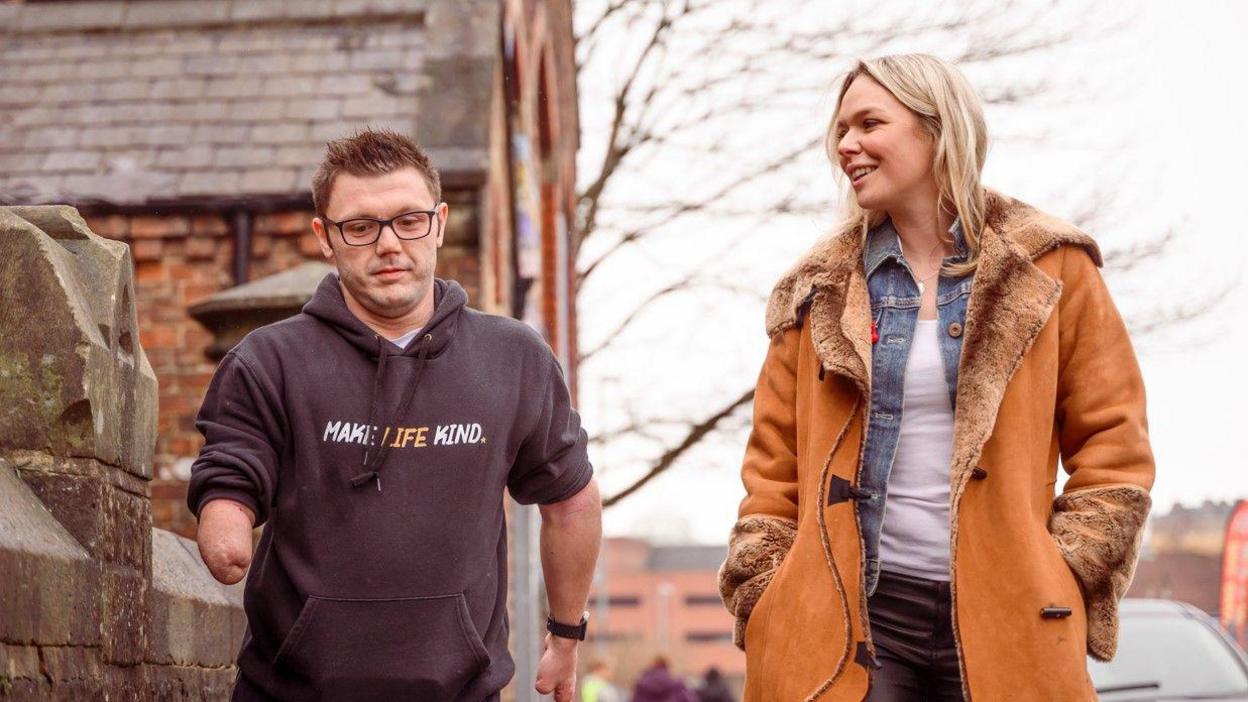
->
[0, 459, 100, 646]
[40, 644, 102, 682]
[18, 470, 107, 558]
[100, 565, 147, 666]
[0, 207, 158, 479]
[22, 467, 153, 564]
[2, 678, 52, 700]
[142, 662, 237, 702]
[2, 643, 42, 679]
[147, 528, 245, 668]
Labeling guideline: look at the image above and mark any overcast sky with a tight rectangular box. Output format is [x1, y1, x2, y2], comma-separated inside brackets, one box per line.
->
[575, 0, 1248, 544]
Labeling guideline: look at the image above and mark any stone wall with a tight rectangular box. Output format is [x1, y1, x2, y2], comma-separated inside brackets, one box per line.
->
[0, 206, 245, 699]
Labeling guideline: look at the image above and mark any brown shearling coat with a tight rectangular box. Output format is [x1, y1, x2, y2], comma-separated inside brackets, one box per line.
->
[718, 191, 1154, 701]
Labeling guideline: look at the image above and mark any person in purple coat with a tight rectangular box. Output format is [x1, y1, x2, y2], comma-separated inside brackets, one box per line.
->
[631, 657, 696, 702]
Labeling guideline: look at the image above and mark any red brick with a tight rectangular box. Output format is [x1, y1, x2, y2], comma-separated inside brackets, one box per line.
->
[251, 233, 273, 259]
[191, 215, 228, 237]
[182, 371, 216, 391]
[140, 326, 176, 349]
[182, 283, 219, 305]
[131, 239, 164, 262]
[167, 437, 201, 456]
[134, 261, 165, 283]
[131, 216, 189, 239]
[166, 263, 200, 282]
[185, 235, 221, 261]
[85, 214, 129, 239]
[257, 211, 312, 237]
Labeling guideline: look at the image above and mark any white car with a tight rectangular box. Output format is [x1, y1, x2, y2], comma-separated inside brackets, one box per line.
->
[1090, 599, 1248, 701]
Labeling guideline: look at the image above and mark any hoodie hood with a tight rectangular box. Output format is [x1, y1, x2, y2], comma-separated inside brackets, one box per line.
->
[302, 274, 469, 489]
[303, 273, 466, 358]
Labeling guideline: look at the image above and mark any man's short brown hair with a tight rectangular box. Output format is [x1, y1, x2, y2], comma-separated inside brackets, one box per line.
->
[312, 128, 442, 215]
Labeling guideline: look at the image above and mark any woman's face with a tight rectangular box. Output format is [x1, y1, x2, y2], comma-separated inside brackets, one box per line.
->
[834, 76, 937, 213]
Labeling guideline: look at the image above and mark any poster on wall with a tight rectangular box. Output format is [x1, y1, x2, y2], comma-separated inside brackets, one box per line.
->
[1220, 500, 1248, 647]
[511, 132, 544, 332]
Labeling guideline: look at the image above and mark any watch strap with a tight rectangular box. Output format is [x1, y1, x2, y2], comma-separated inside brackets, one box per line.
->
[546, 611, 588, 641]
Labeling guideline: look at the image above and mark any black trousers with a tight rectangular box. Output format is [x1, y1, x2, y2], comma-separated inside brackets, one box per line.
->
[866, 570, 964, 702]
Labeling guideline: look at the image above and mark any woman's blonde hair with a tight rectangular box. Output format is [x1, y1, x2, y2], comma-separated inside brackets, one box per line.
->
[826, 54, 988, 275]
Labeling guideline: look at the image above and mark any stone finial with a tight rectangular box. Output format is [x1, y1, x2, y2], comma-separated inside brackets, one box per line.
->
[0, 206, 157, 478]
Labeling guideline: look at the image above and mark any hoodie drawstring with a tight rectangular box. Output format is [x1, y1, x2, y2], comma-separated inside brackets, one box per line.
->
[349, 333, 433, 491]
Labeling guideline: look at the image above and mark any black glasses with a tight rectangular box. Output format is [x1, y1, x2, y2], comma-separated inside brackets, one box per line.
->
[321, 206, 442, 246]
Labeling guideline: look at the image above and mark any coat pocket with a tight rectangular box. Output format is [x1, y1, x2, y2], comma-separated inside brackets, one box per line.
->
[274, 593, 490, 700]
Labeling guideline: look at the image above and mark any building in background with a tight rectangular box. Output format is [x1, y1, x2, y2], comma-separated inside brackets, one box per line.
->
[588, 537, 744, 695]
[1128, 500, 1236, 616]
[0, 0, 581, 540]
[2, 4, 579, 697]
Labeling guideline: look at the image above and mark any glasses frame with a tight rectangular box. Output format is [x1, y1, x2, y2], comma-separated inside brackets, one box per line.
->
[320, 205, 443, 246]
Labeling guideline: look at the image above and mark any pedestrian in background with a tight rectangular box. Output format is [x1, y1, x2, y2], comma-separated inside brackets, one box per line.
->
[694, 666, 734, 702]
[630, 656, 696, 702]
[582, 659, 623, 702]
[719, 53, 1154, 700]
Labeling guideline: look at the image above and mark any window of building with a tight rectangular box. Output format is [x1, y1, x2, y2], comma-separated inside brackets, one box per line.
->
[598, 595, 641, 607]
[684, 631, 734, 644]
[588, 631, 643, 643]
[684, 594, 724, 606]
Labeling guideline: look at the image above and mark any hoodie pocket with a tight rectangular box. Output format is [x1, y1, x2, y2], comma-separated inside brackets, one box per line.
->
[274, 593, 490, 699]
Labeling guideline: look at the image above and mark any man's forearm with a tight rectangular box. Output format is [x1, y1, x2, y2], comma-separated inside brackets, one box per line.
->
[538, 479, 603, 624]
[197, 498, 256, 585]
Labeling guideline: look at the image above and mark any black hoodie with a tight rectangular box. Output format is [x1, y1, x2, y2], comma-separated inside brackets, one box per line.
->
[187, 275, 592, 701]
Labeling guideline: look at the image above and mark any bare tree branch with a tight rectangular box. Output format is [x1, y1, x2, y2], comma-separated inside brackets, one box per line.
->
[576, 0, 1179, 510]
[579, 134, 821, 283]
[602, 387, 755, 508]
[579, 275, 695, 362]
[577, 2, 707, 252]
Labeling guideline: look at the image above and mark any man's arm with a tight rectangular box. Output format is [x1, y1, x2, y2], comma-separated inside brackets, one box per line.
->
[187, 351, 284, 585]
[534, 479, 602, 702]
[197, 498, 256, 585]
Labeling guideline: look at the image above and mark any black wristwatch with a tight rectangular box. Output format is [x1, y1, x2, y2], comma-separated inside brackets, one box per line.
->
[546, 611, 589, 641]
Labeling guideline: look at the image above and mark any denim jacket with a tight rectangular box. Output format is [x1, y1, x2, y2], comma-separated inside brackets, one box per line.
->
[858, 218, 973, 596]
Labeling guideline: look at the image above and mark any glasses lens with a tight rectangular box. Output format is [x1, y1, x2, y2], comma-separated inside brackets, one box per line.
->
[394, 212, 432, 238]
[339, 219, 380, 245]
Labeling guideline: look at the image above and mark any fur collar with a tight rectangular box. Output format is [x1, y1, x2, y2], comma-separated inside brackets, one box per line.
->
[764, 189, 1101, 486]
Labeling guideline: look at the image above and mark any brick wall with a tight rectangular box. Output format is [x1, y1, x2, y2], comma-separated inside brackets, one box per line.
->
[84, 201, 482, 537]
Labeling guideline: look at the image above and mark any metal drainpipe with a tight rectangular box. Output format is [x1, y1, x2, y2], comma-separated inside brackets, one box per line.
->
[231, 209, 253, 286]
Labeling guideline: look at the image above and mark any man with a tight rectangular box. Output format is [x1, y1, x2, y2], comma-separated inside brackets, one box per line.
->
[190, 129, 601, 702]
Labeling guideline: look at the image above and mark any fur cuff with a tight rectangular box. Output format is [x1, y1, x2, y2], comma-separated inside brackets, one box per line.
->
[718, 515, 797, 650]
[1049, 485, 1152, 661]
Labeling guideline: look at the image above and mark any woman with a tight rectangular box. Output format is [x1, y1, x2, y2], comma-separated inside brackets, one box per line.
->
[717, 54, 1154, 701]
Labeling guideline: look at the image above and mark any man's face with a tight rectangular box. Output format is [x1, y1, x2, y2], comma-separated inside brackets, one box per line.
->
[312, 168, 448, 323]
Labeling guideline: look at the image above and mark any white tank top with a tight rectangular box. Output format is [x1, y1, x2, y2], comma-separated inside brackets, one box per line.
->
[878, 319, 954, 582]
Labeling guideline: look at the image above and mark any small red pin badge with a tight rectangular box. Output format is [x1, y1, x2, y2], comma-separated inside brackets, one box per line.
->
[871, 319, 879, 344]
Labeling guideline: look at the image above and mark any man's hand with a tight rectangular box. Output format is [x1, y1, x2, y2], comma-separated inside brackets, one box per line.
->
[196, 498, 256, 585]
[534, 634, 578, 702]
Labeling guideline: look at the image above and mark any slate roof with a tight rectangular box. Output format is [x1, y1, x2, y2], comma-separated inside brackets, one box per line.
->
[0, 0, 496, 207]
